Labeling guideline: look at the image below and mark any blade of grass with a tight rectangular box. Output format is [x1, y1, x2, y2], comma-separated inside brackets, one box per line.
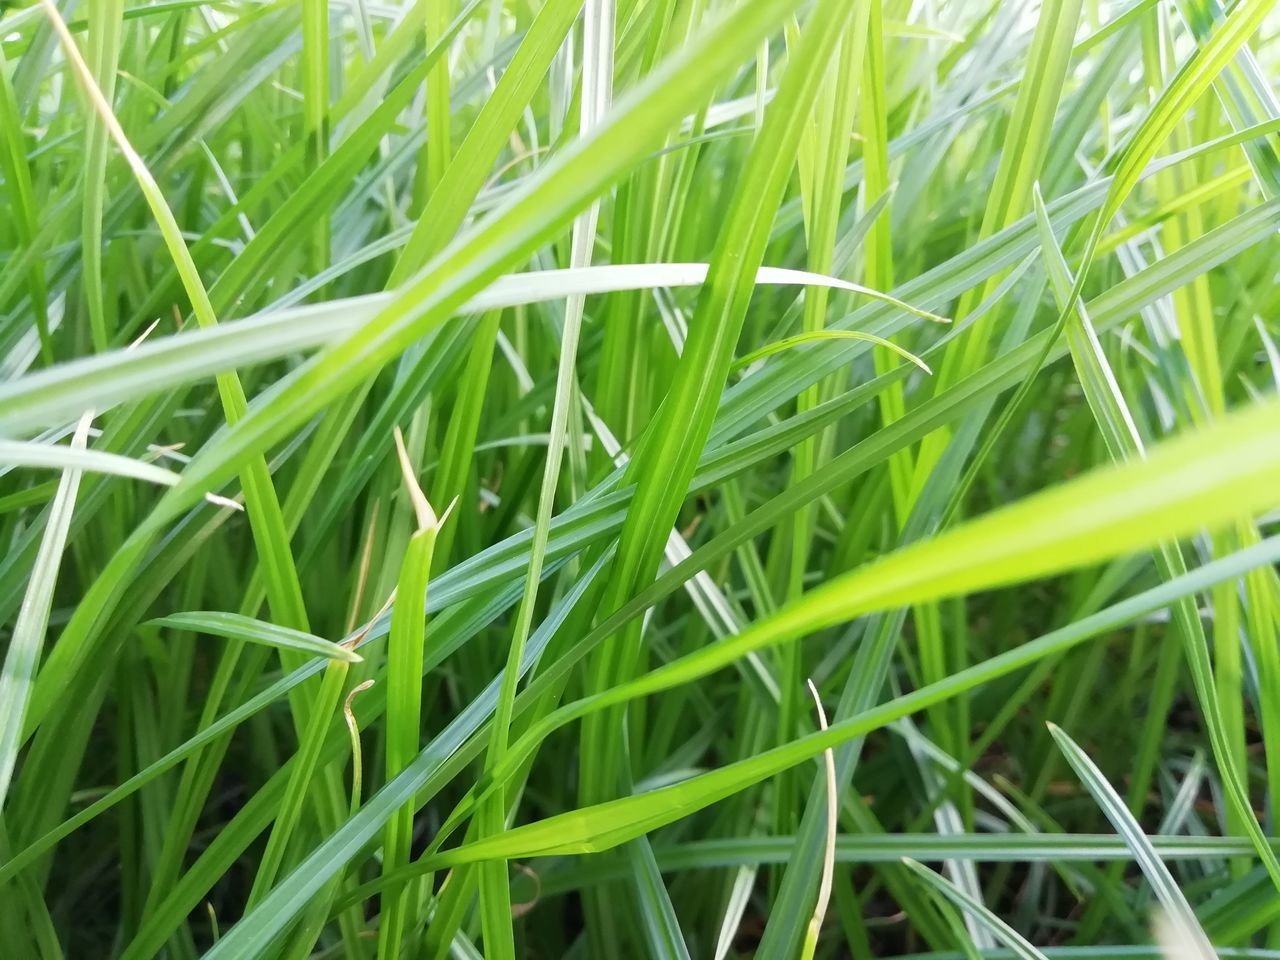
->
[1048, 724, 1217, 958]
[147, 612, 362, 663]
[0, 412, 92, 813]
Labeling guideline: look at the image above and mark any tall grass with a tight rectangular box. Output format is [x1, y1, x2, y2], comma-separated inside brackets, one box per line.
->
[1, 0, 1279, 956]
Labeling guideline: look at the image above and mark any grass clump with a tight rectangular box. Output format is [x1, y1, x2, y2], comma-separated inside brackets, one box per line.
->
[1, 0, 1279, 956]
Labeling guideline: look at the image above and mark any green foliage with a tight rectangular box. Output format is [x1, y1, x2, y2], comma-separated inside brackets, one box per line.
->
[0, 0, 1278, 956]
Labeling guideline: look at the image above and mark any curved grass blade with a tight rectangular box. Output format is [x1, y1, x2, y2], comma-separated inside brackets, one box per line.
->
[0, 264, 870, 435]
[901, 858, 1050, 960]
[1048, 725, 1216, 958]
[0, 413, 92, 812]
[734, 329, 932, 374]
[147, 612, 361, 663]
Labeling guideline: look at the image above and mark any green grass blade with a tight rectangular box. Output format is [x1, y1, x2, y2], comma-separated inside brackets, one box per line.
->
[901, 858, 1050, 960]
[147, 612, 361, 663]
[1047, 724, 1216, 957]
[0, 413, 91, 812]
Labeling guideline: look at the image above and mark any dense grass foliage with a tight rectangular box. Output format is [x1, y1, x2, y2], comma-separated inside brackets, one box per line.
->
[2, 0, 1280, 956]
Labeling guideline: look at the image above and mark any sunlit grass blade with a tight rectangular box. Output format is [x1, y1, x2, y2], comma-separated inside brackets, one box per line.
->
[0, 263, 876, 433]
[147, 612, 362, 663]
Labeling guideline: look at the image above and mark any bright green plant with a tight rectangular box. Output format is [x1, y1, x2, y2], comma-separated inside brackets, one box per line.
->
[0, 0, 1278, 956]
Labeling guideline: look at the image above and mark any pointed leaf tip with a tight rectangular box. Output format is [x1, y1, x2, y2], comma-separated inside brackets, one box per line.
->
[393, 426, 438, 532]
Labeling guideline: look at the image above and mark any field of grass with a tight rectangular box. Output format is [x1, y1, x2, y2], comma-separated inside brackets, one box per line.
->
[1, 0, 1280, 956]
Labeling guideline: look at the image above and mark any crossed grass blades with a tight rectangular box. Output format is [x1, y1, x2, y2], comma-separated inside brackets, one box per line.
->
[1, 0, 1280, 956]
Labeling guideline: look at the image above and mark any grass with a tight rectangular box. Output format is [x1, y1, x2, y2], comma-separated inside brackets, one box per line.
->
[0, 0, 1279, 956]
